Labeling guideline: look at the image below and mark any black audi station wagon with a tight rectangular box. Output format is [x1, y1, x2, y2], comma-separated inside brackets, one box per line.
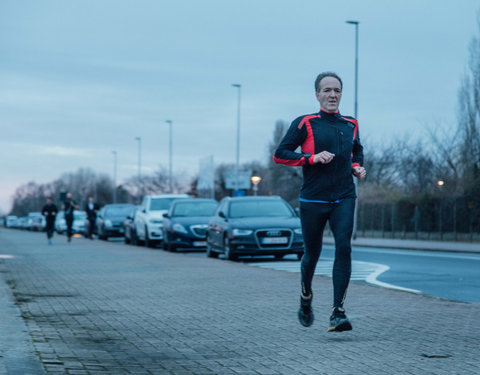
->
[206, 196, 304, 261]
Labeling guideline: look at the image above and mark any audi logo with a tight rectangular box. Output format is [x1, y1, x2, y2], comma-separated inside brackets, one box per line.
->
[266, 230, 282, 237]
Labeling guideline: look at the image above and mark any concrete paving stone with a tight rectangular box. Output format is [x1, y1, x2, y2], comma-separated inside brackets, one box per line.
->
[1, 229, 479, 375]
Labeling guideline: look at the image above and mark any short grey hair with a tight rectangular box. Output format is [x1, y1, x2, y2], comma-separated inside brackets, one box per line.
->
[315, 72, 343, 92]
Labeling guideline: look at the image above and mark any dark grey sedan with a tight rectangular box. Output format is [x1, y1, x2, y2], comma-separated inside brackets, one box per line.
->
[162, 199, 218, 252]
[206, 196, 304, 261]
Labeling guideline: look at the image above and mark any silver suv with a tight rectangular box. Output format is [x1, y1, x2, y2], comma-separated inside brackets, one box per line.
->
[134, 194, 190, 247]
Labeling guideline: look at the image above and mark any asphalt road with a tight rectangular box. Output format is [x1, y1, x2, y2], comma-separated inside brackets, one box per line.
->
[186, 244, 480, 303]
[348, 246, 480, 303]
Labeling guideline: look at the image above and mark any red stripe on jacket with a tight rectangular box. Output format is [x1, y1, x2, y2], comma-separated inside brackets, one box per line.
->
[341, 116, 359, 162]
[299, 115, 318, 157]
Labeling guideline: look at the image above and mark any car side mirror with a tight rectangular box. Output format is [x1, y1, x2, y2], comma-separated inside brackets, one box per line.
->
[126, 216, 132, 220]
[142, 208, 146, 213]
[295, 207, 300, 217]
[162, 213, 169, 218]
[219, 211, 226, 219]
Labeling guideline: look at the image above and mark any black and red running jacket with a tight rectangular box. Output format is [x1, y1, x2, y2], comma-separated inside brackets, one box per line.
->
[273, 109, 364, 202]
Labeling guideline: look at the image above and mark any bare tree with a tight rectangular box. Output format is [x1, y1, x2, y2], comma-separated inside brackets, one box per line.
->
[457, 13, 480, 191]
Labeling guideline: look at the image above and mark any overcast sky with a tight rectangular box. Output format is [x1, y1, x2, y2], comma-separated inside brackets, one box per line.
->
[1, 0, 479, 213]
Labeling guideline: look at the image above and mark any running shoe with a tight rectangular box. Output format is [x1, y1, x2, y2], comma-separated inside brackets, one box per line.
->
[298, 295, 314, 327]
[328, 307, 352, 332]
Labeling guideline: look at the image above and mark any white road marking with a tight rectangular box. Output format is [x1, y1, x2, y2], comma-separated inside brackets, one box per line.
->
[250, 258, 421, 294]
[0, 254, 14, 259]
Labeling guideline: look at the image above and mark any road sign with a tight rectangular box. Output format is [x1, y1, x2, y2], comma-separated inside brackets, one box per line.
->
[225, 171, 251, 190]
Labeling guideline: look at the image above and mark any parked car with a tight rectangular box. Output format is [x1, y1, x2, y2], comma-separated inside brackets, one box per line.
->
[123, 205, 141, 245]
[134, 194, 190, 247]
[19, 216, 30, 230]
[162, 198, 218, 252]
[4, 215, 18, 228]
[31, 215, 46, 231]
[55, 211, 86, 235]
[55, 211, 67, 234]
[24, 212, 41, 230]
[206, 196, 304, 261]
[71, 211, 87, 234]
[96, 204, 135, 240]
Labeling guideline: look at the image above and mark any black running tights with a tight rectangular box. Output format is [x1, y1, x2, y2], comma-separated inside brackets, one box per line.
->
[299, 198, 355, 308]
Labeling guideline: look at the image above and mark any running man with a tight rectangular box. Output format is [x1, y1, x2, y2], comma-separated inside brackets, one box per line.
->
[85, 196, 99, 239]
[63, 192, 79, 242]
[273, 72, 366, 332]
[42, 197, 58, 245]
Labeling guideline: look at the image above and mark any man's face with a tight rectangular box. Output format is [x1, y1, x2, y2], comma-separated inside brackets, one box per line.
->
[89, 197, 94, 204]
[47, 198, 52, 204]
[67, 193, 72, 200]
[316, 76, 342, 113]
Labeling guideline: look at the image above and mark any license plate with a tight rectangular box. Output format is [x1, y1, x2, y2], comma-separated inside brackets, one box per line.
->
[261, 237, 288, 244]
[193, 241, 207, 247]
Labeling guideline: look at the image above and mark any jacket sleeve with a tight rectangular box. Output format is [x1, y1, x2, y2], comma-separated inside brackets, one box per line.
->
[273, 117, 312, 166]
[352, 124, 364, 168]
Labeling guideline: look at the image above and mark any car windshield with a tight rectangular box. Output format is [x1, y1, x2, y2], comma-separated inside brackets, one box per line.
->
[149, 198, 179, 211]
[172, 202, 218, 217]
[74, 211, 86, 219]
[229, 200, 294, 218]
[105, 206, 132, 217]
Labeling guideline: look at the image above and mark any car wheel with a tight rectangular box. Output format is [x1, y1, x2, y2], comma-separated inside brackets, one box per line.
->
[145, 226, 156, 248]
[144, 226, 150, 247]
[224, 236, 237, 261]
[162, 231, 168, 250]
[206, 241, 219, 258]
[99, 227, 107, 240]
[131, 231, 137, 246]
[167, 241, 177, 252]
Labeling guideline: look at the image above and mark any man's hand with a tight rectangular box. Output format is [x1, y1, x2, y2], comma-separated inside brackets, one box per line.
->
[313, 151, 335, 164]
[352, 166, 366, 180]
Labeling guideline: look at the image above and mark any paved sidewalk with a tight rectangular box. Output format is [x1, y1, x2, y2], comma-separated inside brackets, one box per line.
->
[0, 228, 479, 374]
[324, 236, 480, 253]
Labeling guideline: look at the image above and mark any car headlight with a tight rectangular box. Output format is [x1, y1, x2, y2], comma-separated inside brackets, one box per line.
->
[105, 220, 113, 227]
[172, 223, 188, 234]
[232, 228, 253, 236]
[294, 228, 303, 235]
[149, 219, 163, 224]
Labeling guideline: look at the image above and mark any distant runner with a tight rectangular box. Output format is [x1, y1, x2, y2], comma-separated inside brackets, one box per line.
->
[63, 192, 79, 243]
[85, 196, 99, 239]
[274, 72, 366, 332]
[42, 197, 58, 245]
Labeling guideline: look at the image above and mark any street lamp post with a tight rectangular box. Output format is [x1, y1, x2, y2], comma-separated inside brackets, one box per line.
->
[135, 137, 142, 203]
[165, 120, 173, 193]
[346, 20, 360, 239]
[112, 150, 117, 203]
[346, 20, 359, 118]
[232, 84, 241, 194]
[250, 174, 262, 196]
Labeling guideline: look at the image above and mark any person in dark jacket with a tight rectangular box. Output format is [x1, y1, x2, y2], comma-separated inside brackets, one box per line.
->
[85, 196, 99, 239]
[42, 197, 58, 245]
[63, 192, 79, 242]
[274, 72, 366, 332]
